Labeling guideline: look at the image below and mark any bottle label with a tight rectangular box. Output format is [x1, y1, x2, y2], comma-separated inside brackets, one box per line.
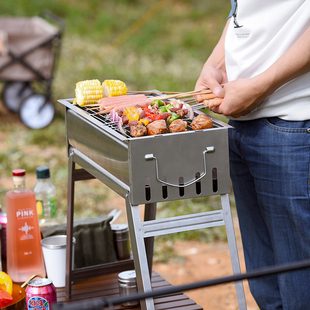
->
[19, 222, 35, 240]
[16, 208, 35, 241]
[36, 199, 44, 217]
[49, 197, 57, 218]
[16, 209, 34, 219]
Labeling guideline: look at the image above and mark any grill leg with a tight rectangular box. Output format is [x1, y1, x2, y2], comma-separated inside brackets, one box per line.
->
[144, 203, 157, 277]
[126, 200, 155, 310]
[221, 194, 247, 310]
[65, 153, 75, 298]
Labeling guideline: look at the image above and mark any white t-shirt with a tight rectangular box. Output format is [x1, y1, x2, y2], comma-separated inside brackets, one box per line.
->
[225, 0, 310, 121]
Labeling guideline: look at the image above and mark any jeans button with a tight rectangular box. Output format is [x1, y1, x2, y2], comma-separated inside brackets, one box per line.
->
[307, 128, 310, 133]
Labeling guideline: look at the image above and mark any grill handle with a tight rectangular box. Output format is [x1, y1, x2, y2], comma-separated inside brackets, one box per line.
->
[145, 146, 215, 188]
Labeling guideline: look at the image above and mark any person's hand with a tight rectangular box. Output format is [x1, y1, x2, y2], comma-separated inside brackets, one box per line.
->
[195, 64, 228, 98]
[210, 77, 265, 118]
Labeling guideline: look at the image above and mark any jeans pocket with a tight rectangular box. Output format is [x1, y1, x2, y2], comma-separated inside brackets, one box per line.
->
[263, 118, 310, 196]
[264, 117, 310, 133]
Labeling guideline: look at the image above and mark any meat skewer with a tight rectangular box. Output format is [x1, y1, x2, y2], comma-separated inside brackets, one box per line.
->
[203, 98, 223, 108]
[95, 98, 152, 115]
[84, 89, 214, 108]
[100, 97, 148, 111]
[87, 96, 147, 111]
[98, 94, 147, 109]
[196, 93, 217, 103]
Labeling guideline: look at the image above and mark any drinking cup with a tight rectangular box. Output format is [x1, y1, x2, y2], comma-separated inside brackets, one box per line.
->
[41, 235, 76, 287]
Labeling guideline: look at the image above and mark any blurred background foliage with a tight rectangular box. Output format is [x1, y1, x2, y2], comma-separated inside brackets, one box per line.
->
[0, 0, 233, 260]
[0, 0, 231, 101]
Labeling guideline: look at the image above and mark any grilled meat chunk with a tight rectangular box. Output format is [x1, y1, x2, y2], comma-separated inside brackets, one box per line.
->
[147, 119, 167, 135]
[191, 114, 213, 130]
[160, 112, 172, 120]
[128, 120, 139, 126]
[169, 119, 188, 133]
[121, 114, 129, 125]
[130, 124, 147, 137]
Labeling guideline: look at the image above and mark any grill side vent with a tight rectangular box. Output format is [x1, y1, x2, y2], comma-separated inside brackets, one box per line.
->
[162, 176, 168, 199]
[179, 177, 185, 197]
[212, 167, 218, 193]
[145, 176, 151, 201]
[195, 172, 202, 195]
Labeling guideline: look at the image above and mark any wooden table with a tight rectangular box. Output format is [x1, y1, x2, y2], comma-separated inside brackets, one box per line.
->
[57, 271, 203, 310]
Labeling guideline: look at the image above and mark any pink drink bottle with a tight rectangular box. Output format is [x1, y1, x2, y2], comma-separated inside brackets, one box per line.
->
[6, 169, 46, 282]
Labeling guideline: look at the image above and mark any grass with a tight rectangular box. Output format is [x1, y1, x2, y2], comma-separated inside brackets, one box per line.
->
[0, 0, 234, 260]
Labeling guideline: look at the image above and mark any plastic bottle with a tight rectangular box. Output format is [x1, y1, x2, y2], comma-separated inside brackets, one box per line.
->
[5, 169, 46, 282]
[33, 166, 57, 227]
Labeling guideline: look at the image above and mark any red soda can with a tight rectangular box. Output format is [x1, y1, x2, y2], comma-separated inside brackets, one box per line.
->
[26, 278, 57, 310]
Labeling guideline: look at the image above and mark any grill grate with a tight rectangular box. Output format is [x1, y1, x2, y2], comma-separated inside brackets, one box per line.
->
[82, 104, 129, 136]
[75, 97, 205, 139]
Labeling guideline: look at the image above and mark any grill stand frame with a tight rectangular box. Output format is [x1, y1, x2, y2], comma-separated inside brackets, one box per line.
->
[64, 146, 247, 310]
[65, 148, 155, 293]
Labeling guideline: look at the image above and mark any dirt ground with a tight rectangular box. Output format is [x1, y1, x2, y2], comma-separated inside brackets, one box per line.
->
[0, 106, 258, 310]
[153, 227, 258, 310]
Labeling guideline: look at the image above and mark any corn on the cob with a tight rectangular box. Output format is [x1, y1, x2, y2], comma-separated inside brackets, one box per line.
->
[102, 79, 127, 97]
[75, 79, 103, 106]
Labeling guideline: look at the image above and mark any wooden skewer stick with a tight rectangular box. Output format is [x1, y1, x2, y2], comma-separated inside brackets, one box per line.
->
[94, 109, 111, 115]
[153, 89, 212, 101]
[83, 103, 100, 107]
[129, 90, 180, 94]
[87, 107, 101, 111]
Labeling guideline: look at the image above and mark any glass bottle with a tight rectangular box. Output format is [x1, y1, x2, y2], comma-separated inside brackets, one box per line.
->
[0, 205, 7, 272]
[34, 166, 57, 227]
[5, 169, 46, 282]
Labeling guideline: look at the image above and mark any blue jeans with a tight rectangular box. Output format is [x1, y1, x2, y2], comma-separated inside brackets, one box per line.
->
[228, 117, 310, 310]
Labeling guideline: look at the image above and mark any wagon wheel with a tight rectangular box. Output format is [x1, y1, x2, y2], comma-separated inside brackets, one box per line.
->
[19, 93, 55, 129]
[2, 81, 34, 113]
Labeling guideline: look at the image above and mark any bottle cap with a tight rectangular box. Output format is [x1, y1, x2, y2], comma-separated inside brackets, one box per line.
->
[12, 169, 26, 185]
[36, 166, 50, 179]
[12, 169, 26, 176]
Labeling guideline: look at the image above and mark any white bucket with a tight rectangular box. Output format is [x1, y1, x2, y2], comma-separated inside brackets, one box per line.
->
[41, 235, 76, 287]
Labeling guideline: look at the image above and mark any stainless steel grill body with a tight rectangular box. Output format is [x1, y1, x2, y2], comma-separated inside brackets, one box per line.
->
[58, 97, 246, 310]
[60, 98, 231, 205]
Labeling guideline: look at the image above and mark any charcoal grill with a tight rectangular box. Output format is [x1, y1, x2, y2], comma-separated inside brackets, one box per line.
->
[58, 95, 247, 310]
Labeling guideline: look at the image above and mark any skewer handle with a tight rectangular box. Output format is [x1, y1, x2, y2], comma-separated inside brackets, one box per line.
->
[203, 98, 223, 108]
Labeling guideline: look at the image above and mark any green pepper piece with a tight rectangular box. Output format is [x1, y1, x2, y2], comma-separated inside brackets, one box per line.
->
[151, 99, 164, 106]
[164, 104, 174, 115]
[159, 105, 167, 113]
[168, 112, 180, 123]
[165, 104, 174, 110]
